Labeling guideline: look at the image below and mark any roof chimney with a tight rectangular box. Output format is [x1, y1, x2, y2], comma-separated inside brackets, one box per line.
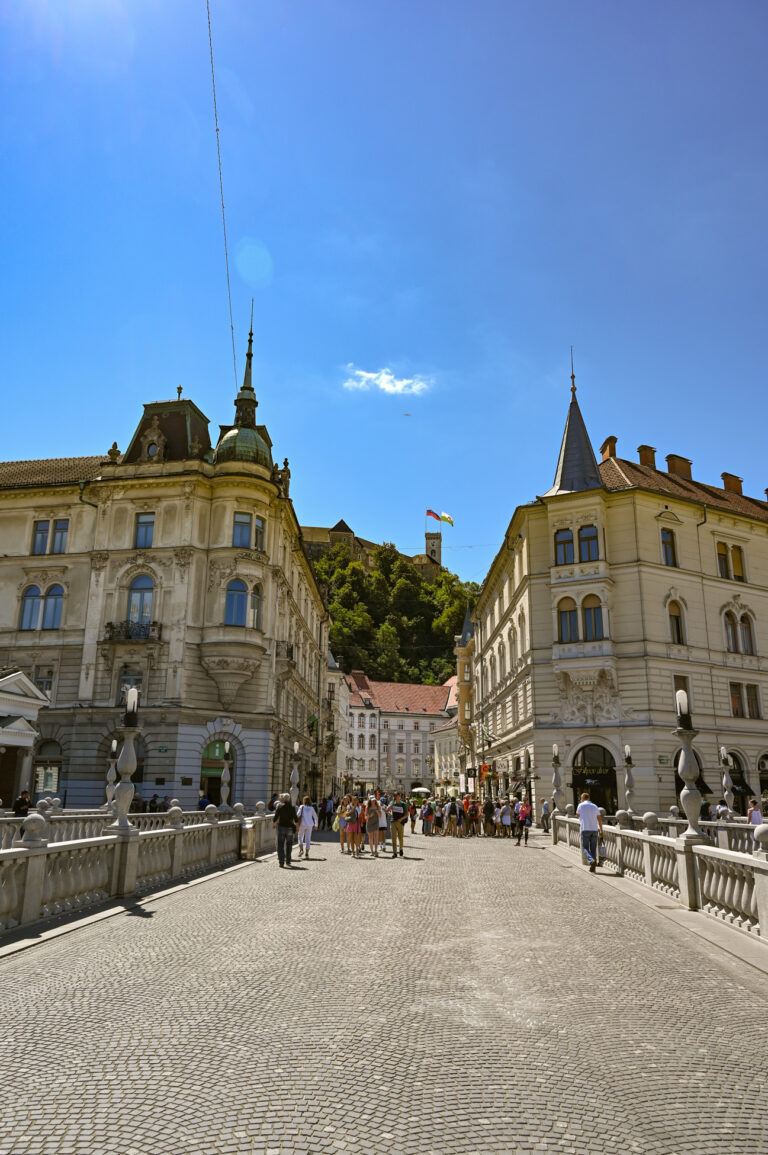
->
[637, 444, 657, 468]
[600, 435, 617, 461]
[666, 454, 692, 481]
[721, 472, 743, 495]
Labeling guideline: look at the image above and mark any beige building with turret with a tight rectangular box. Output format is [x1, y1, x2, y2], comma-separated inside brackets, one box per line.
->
[472, 376, 768, 815]
[0, 326, 329, 809]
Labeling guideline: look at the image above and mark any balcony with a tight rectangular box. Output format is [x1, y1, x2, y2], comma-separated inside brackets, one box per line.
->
[102, 621, 162, 643]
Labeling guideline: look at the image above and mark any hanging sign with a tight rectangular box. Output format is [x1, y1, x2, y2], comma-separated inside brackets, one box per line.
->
[459, 774, 466, 793]
[468, 777, 475, 792]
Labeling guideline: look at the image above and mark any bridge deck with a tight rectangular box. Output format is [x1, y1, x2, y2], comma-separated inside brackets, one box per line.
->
[1, 829, 765, 1155]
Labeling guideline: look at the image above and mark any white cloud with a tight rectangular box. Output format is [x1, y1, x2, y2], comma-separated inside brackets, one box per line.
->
[342, 365, 431, 396]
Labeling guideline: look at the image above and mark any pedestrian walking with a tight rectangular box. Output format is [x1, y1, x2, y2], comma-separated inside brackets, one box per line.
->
[446, 797, 460, 836]
[297, 795, 319, 858]
[540, 798, 551, 834]
[273, 792, 298, 868]
[576, 791, 603, 871]
[345, 798, 361, 857]
[366, 797, 381, 856]
[335, 795, 348, 854]
[421, 801, 433, 836]
[409, 801, 418, 833]
[388, 792, 408, 857]
[500, 799, 512, 838]
[515, 798, 532, 845]
[378, 794, 389, 851]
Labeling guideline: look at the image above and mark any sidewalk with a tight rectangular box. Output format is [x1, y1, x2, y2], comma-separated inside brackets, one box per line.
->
[1, 828, 765, 1155]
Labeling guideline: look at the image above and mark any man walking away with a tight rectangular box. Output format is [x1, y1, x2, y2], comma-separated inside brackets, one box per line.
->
[576, 792, 603, 872]
[483, 797, 495, 837]
[388, 792, 408, 857]
[447, 797, 459, 836]
[540, 798, 550, 834]
[273, 793, 298, 868]
[297, 795, 319, 858]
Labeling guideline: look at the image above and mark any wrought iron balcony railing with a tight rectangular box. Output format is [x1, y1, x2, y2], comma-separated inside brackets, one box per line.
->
[103, 621, 162, 642]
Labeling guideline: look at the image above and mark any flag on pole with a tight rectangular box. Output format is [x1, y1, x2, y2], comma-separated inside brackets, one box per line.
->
[440, 512, 454, 526]
[482, 724, 497, 743]
[426, 508, 441, 522]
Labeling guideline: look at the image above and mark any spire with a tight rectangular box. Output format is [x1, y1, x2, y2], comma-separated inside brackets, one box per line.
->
[233, 300, 257, 429]
[544, 363, 602, 496]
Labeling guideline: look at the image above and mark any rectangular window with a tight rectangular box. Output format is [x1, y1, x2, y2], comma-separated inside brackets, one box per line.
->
[429, 722, 435, 731]
[382, 743, 389, 754]
[233, 513, 251, 548]
[34, 666, 54, 694]
[730, 682, 745, 718]
[732, 546, 745, 582]
[397, 742, 404, 754]
[463, 663, 470, 681]
[746, 684, 761, 719]
[414, 742, 420, 753]
[135, 513, 155, 549]
[559, 608, 579, 643]
[32, 520, 49, 555]
[118, 671, 143, 706]
[414, 721, 420, 730]
[50, 519, 69, 554]
[254, 516, 265, 551]
[583, 606, 603, 642]
[717, 542, 730, 579]
[661, 529, 678, 568]
[397, 721, 404, 730]
[673, 675, 690, 712]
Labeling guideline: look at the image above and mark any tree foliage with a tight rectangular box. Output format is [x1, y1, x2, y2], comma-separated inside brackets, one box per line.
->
[311, 543, 478, 684]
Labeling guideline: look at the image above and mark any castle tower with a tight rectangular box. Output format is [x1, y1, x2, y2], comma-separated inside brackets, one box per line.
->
[425, 531, 442, 565]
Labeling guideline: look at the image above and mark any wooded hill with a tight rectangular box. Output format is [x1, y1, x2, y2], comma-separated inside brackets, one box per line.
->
[310, 541, 478, 684]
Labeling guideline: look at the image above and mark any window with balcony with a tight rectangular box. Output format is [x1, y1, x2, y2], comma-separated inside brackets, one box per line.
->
[32, 521, 49, 555]
[555, 528, 574, 565]
[19, 586, 42, 630]
[135, 513, 155, 549]
[233, 513, 251, 548]
[42, 585, 64, 630]
[661, 528, 678, 567]
[578, 525, 599, 562]
[669, 601, 685, 645]
[224, 579, 247, 626]
[557, 597, 578, 643]
[51, 519, 69, 554]
[582, 595, 604, 641]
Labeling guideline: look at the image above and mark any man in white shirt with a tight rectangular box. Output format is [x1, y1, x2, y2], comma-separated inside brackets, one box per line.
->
[576, 791, 603, 873]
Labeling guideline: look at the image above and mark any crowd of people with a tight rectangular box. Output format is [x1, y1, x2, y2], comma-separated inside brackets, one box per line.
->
[269, 790, 543, 867]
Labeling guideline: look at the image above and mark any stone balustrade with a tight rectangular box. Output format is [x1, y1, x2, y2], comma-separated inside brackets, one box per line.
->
[605, 814, 759, 854]
[0, 808, 275, 934]
[553, 814, 768, 938]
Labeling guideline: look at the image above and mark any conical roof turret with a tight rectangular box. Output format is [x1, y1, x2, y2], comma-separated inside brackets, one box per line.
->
[214, 316, 273, 469]
[544, 370, 602, 496]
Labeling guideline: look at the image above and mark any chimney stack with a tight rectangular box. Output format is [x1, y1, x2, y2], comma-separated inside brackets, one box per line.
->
[666, 454, 692, 481]
[721, 472, 743, 495]
[600, 435, 617, 461]
[637, 445, 657, 468]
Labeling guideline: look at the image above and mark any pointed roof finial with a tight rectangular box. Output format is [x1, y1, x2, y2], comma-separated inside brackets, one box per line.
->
[241, 298, 255, 397]
[570, 346, 576, 397]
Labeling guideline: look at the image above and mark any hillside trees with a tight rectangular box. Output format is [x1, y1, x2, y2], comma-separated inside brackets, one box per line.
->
[310, 542, 478, 684]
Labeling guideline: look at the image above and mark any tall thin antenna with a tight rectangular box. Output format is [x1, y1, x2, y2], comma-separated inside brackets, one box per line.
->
[207, 0, 238, 391]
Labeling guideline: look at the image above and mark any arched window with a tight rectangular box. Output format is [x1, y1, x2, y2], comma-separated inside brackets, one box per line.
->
[508, 627, 517, 667]
[661, 528, 678, 568]
[251, 583, 263, 630]
[127, 575, 154, 634]
[557, 598, 578, 643]
[224, 579, 247, 626]
[668, 600, 685, 645]
[369, 734, 376, 749]
[369, 715, 377, 728]
[740, 614, 755, 655]
[555, 529, 574, 565]
[499, 647, 506, 679]
[34, 739, 63, 794]
[489, 656, 496, 688]
[582, 595, 604, 641]
[724, 611, 738, 653]
[578, 525, 599, 562]
[759, 752, 768, 796]
[41, 585, 64, 630]
[358, 734, 365, 750]
[19, 585, 42, 631]
[518, 611, 526, 652]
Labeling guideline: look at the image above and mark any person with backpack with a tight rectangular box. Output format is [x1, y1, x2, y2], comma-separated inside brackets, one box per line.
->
[421, 801, 433, 835]
[387, 792, 408, 857]
[296, 795, 319, 859]
[482, 797, 495, 837]
[408, 800, 418, 833]
[446, 797, 459, 836]
[467, 799, 479, 836]
[515, 797, 532, 845]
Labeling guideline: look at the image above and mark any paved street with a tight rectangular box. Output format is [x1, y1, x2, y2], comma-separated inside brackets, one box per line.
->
[1, 829, 767, 1155]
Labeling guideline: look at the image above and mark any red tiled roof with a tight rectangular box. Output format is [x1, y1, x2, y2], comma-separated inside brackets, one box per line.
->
[599, 458, 768, 523]
[0, 456, 105, 490]
[345, 673, 452, 715]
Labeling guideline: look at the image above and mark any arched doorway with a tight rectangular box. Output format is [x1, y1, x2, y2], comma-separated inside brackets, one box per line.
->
[200, 739, 234, 806]
[571, 744, 618, 813]
[34, 740, 63, 799]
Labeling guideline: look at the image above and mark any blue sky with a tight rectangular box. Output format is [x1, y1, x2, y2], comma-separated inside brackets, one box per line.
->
[2, 0, 768, 584]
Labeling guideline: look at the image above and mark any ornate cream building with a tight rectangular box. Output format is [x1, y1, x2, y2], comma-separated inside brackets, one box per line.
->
[0, 327, 329, 809]
[472, 375, 768, 815]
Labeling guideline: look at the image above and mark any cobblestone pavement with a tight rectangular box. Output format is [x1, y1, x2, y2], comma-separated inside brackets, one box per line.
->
[2, 829, 767, 1155]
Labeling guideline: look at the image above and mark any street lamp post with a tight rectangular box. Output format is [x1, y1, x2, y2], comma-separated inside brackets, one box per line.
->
[675, 689, 703, 839]
[551, 744, 565, 814]
[719, 746, 735, 819]
[103, 739, 118, 812]
[221, 740, 233, 812]
[290, 741, 300, 806]
[623, 744, 635, 816]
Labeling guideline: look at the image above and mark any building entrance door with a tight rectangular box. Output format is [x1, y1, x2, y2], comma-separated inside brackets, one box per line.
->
[571, 744, 618, 813]
[200, 740, 232, 806]
[0, 748, 18, 805]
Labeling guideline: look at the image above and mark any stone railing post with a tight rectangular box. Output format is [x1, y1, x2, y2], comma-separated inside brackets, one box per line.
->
[205, 803, 219, 866]
[751, 826, 768, 933]
[12, 812, 49, 925]
[102, 740, 118, 812]
[167, 805, 185, 877]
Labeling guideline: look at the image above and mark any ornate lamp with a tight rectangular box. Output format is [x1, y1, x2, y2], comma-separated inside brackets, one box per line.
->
[675, 689, 702, 838]
[719, 746, 734, 819]
[552, 744, 565, 814]
[623, 744, 635, 816]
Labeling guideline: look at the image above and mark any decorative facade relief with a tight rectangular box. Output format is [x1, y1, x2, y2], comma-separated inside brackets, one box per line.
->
[550, 667, 620, 725]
